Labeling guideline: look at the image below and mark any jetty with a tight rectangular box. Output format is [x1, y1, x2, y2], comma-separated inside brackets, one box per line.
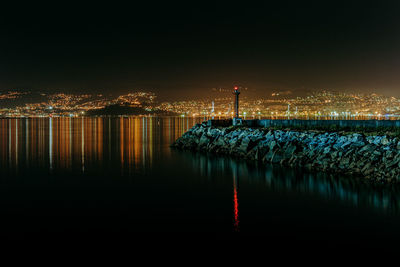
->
[173, 119, 400, 183]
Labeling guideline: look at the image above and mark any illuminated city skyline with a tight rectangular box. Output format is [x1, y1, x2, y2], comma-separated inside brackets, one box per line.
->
[1, 89, 399, 119]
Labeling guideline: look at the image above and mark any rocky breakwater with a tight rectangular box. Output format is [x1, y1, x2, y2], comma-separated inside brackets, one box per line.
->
[172, 122, 400, 183]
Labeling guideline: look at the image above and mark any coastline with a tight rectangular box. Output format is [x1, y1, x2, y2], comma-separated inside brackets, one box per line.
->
[172, 121, 400, 183]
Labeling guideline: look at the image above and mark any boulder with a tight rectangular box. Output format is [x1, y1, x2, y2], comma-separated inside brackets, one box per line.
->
[172, 124, 400, 183]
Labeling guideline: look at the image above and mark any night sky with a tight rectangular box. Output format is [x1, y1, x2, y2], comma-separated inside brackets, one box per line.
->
[2, 1, 400, 98]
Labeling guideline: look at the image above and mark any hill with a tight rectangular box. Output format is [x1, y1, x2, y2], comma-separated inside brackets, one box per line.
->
[86, 104, 177, 116]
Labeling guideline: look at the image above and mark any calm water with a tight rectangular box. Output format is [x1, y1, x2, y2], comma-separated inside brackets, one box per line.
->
[1, 117, 400, 246]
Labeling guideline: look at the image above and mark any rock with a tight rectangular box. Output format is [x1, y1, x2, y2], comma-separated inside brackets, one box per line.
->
[381, 136, 390, 145]
[373, 150, 382, 156]
[172, 123, 400, 183]
[285, 144, 297, 157]
[263, 150, 275, 162]
[271, 150, 285, 163]
[269, 140, 277, 150]
[198, 134, 209, 147]
[323, 146, 331, 154]
[237, 136, 250, 154]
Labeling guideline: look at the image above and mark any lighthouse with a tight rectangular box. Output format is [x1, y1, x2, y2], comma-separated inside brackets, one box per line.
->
[233, 86, 241, 125]
[233, 86, 240, 118]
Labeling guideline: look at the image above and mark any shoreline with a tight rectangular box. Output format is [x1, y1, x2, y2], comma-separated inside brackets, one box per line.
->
[172, 121, 400, 184]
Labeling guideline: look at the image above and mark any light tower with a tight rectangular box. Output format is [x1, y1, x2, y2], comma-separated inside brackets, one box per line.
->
[232, 86, 241, 126]
[233, 86, 240, 119]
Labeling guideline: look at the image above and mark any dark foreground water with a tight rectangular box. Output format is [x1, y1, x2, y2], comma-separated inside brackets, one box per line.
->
[1, 117, 400, 247]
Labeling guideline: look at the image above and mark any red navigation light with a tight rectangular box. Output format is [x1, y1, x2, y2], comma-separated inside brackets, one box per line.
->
[234, 86, 238, 90]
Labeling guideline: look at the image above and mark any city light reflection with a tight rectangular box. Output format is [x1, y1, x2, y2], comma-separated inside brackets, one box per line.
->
[0, 117, 202, 175]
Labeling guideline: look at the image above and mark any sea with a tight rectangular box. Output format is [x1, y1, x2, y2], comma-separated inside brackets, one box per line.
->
[1, 117, 400, 249]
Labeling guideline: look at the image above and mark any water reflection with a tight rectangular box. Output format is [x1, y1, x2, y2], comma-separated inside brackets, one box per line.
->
[1, 116, 400, 221]
[233, 166, 240, 232]
[187, 152, 400, 215]
[0, 117, 203, 175]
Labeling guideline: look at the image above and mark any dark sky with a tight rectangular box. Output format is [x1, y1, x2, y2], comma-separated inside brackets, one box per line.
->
[1, 1, 400, 99]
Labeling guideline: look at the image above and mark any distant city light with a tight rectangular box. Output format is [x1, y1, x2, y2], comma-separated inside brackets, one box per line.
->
[0, 89, 399, 119]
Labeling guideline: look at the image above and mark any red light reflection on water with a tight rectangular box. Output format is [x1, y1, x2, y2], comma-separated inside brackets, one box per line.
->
[233, 177, 239, 232]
